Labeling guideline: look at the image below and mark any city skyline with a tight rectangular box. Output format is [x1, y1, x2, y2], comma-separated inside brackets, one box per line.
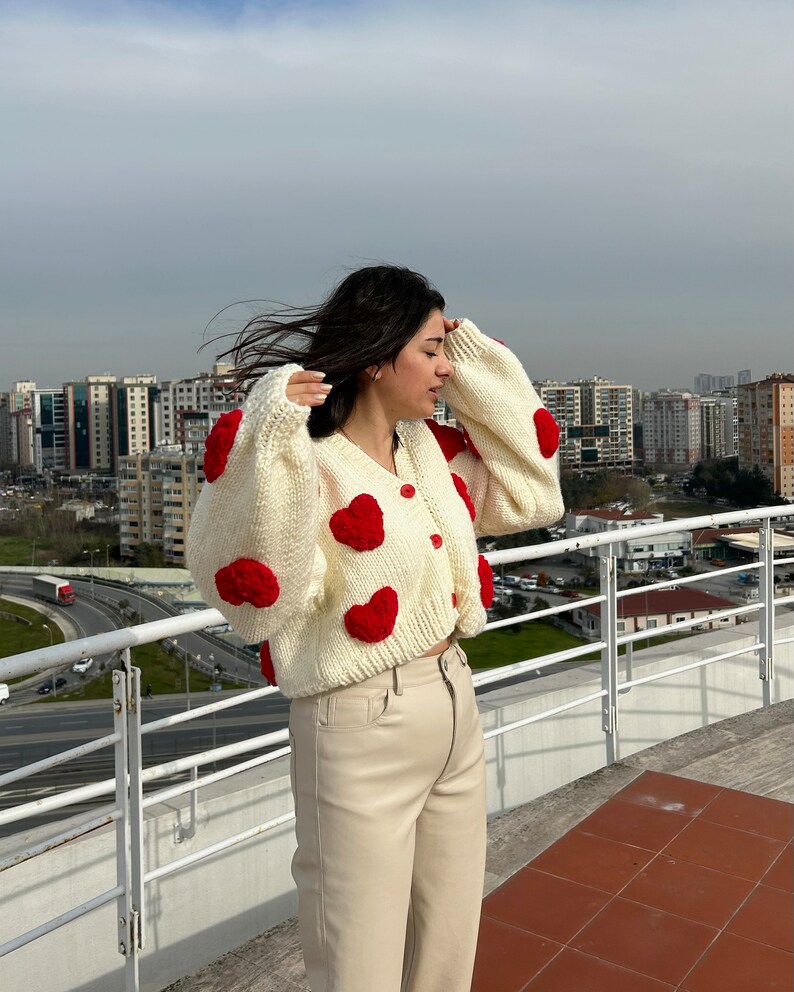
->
[2, 0, 792, 390]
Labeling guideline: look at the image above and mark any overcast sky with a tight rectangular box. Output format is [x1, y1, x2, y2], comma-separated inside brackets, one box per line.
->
[2, 0, 792, 392]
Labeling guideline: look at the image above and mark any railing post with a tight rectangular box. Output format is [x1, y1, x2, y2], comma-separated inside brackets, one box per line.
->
[599, 551, 619, 764]
[113, 649, 143, 992]
[758, 522, 775, 706]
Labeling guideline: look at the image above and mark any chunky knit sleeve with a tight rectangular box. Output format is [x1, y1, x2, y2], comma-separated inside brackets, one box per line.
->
[438, 319, 564, 537]
[186, 364, 326, 644]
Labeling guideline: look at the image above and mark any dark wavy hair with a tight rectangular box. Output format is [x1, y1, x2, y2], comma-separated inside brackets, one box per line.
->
[207, 264, 445, 440]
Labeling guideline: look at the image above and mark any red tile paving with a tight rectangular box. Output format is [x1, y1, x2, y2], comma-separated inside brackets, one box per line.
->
[478, 771, 794, 991]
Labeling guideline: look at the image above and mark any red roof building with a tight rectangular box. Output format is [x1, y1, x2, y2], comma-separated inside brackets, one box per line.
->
[573, 587, 737, 638]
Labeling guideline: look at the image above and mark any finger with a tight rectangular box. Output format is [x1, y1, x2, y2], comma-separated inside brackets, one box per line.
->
[286, 381, 332, 406]
[288, 370, 326, 385]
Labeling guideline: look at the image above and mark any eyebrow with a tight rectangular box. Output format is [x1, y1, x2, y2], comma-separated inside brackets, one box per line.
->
[424, 336, 444, 343]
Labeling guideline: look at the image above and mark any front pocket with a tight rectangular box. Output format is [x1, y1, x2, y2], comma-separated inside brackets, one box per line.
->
[317, 687, 392, 730]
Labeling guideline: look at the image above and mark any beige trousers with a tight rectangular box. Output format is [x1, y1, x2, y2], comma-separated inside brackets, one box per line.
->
[288, 643, 487, 992]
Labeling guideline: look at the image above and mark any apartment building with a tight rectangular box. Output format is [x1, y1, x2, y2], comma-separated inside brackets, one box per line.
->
[157, 365, 241, 450]
[118, 448, 204, 564]
[738, 373, 794, 498]
[699, 394, 737, 460]
[536, 378, 632, 473]
[642, 391, 701, 468]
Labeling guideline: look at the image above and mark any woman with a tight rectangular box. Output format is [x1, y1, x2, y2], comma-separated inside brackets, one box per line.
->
[186, 265, 564, 992]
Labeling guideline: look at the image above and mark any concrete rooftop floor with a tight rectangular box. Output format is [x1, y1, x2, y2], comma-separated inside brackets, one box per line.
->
[163, 699, 793, 992]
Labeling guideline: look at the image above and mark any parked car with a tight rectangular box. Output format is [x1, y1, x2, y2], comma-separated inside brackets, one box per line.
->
[0, 683, 9, 705]
[72, 657, 94, 674]
[559, 590, 580, 599]
[37, 683, 53, 695]
[519, 579, 538, 591]
[711, 558, 727, 567]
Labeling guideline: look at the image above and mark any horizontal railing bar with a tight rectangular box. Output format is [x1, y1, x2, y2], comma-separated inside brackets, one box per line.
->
[484, 506, 794, 568]
[144, 810, 296, 884]
[483, 689, 607, 740]
[0, 777, 117, 827]
[471, 642, 607, 689]
[0, 732, 121, 788]
[774, 594, 794, 606]
[621, 643, 762, 691]
[142, 746, 291, 809]
[0, 809, 121, 873]
[0, 608, 228, 680]
[484, 594, 604, 630]
[141, 684, 278, 735]
[0, 884, 124, 957]
[773, 636, 794, 646]
[141, 728, 289, 784]
[618, 602, 762, 645]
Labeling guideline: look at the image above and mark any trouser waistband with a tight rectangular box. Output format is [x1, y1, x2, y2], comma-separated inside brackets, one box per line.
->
[325, 642, 467, 697]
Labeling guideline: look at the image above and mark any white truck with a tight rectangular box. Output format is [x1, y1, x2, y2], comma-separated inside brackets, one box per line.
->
[32, 574, 76, 606]
[0, 683, 9, 705]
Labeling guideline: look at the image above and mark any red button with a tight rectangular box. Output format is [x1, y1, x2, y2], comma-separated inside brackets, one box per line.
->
[430, 534, 443, 549]
[400, 484, 416, 498]
[451, 593, 457, 607]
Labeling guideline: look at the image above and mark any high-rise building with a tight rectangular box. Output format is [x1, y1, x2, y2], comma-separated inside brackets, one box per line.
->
[64, 375, 116, 472]
[31, 389, 67, 472]
[536, 378, 633, 473]
[118, 448, 205, 564]
[737, 369, 752, 386]
[643, 391, 701, 467]
[112, 376, 159, 465]
[738, 374, 794, 498]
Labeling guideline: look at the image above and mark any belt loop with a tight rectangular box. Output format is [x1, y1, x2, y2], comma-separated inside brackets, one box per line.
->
[393, 664, 404, 696]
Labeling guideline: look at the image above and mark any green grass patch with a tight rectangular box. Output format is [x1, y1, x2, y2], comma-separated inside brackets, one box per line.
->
[0, 598, 64, 669]
[0, 535, 55, 566]
[464, 621, 591, 670]
[651, 498, 718, 519]
[44, 641, 216, 702]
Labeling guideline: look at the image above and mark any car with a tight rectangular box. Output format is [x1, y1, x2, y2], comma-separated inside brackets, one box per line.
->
[0, 683, 9, 705]
[37, 683, 53, 695]
[72, 657, 94, 674]
[554, 577, 566, 585]
[54, 677, 67, 689]
[559, 590, 580, 599]
[519, 579, 538, 591]
[711, 558, 727, 567]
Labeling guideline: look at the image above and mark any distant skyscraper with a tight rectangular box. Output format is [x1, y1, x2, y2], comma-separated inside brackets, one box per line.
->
[694, 372, 734, 394]
[32, 388, 67, 472]
[737, 369, 752, 386]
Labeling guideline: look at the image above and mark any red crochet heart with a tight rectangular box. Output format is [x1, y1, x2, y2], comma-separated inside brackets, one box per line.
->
[534, 408, 560, 458]
[215, 558, 280, 608]
[204, 408, 243, 483]
[451, 472, 476, 521]
[259, 642, 277, 686]
[477, 555, 494, 608]
[424, 418, 467, 461]
[344, 586, 399, 643]
[329, 493, 385, 551]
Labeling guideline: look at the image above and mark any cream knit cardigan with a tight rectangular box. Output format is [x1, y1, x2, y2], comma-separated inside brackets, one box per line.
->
[186, 319, 564, 698]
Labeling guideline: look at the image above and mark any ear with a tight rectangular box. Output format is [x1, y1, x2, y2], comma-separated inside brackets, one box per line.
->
[363, 364, 383, 382]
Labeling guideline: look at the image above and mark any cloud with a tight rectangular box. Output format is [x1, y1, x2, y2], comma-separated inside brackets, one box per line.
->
[1, 0, 792, 388]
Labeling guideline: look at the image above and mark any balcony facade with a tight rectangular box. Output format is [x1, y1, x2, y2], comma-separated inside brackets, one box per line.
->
[1, 507, 793, 991]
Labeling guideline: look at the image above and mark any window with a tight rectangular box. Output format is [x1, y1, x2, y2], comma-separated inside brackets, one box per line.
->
[647, 618, 658, 629]
[617, 621, 626, 632]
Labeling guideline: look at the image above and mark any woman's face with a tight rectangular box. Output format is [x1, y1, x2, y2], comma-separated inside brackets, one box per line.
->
[375, 308, 454, 420]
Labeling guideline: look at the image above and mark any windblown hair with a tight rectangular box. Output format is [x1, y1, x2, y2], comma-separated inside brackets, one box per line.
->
[209, 265, 445, 440]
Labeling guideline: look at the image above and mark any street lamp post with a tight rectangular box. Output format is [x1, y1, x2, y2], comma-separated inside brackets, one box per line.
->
[82, 548, 100, 600]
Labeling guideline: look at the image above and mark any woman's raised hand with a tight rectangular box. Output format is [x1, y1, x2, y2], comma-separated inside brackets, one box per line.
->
[443, 317, 461, 335]
[286, 370, 332, 407]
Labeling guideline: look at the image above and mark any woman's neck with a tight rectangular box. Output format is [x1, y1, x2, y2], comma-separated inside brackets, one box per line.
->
[340, 403, 398, 468]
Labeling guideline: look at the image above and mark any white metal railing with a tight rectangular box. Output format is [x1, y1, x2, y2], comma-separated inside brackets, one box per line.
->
[1, 504, 793, 990]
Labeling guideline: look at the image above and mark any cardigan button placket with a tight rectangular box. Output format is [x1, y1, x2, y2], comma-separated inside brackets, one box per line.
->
[400, 484, 416, 499]
[430, 534, 443, 549]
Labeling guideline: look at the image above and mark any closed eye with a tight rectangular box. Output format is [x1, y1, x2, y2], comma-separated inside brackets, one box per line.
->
[426, 352, 438, 358]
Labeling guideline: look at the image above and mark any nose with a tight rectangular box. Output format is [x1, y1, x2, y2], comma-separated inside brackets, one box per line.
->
[437, 356, 453, 380]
